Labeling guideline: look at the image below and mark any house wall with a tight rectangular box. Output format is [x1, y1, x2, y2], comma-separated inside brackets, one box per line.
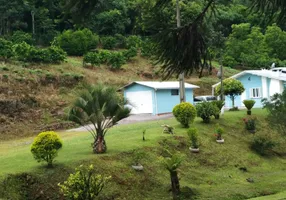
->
[124, 84, 156, 115]
[156, 88, 194, 114]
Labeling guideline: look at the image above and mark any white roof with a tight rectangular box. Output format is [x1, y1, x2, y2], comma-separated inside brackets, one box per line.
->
[122, 81, 200, 90]
[212, 69, 286, 88]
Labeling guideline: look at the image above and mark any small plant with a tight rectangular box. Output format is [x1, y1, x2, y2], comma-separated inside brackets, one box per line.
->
[214, 124, 224, 140]
[173, 102, 196, 128]
[212, 100, 225, 119]
[243, 117, 256, 132]
[243, 100, 256, 115]
[250, 133, 276, 156]
[133, 149, 146, 166]
[161, 124, 175, 134]
[30, 131, 63, 167]
[187, 128, 199, 149]
[58, 164, 111, 200]
[142, 129, 146, 141]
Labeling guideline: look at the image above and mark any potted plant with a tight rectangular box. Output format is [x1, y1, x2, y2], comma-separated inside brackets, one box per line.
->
[131, 150, 145, 171]
[243, 100, 256, 115]
[215, 125, 224, 143]
[243, 117, 256, 133]
[188, 128, 199, 153]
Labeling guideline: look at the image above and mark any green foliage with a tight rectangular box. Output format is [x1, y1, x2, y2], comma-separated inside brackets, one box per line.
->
[0, 38, 14, 61]
[161, 151, 183, 173]
[196, 102, 218, 123]
[106, 51, 126, 69]
[83, 52, 102, 67]
[141, 38, 155, 57]
[58, 164, 111, 200]
[262, 90, 286, 136]
[243, 117, 257, 131]
[122, 47, 137, 60]
[10, 31, 34, 45]
[12, 42, 66, 63]
[215, 124, 224, 140]
[216, 78, 245, 109]
[101, 36, 117, 50]
[212, 100, 225, 119]
[172, 102, 196, 128]
[126, 35, 142, 49]
[187, 128, 199, 148]
[250, 133, 276, 156]
[30, 131, 63, 167]
[54, 29, 99, 56]
[243, 100, 256, 115]
[114, 34, 127, 48]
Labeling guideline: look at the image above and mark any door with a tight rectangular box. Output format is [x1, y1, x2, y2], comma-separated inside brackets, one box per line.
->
[126, 91, 153, 114]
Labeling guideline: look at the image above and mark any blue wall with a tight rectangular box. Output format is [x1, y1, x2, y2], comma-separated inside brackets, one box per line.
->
[224, 74, 263, 108]
[156, 88, 194, 114]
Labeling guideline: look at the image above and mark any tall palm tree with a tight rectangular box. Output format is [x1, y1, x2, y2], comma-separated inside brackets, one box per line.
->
[67, 85, 130, 154]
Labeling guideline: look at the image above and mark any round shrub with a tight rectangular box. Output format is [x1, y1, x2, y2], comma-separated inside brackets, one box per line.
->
[31, 131, 63, 167]
[10, 30, 34, 45]
[83, 52, 102, 67]
[122, 47, 137, 61]
[54, 29, 99, 56]
[196, 102, 218, 123]
[173, 102, 196, 128]
[107, 51, 126, 69]
[126, 35, 142, 49]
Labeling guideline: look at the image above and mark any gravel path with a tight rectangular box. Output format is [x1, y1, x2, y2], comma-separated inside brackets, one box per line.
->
[66, 113, 173, 132]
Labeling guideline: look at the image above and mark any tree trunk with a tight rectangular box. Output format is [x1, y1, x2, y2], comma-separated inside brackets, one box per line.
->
[231, 96, 235, 108]
[170, 171, 180, 200]
[93, 135, 107, 154]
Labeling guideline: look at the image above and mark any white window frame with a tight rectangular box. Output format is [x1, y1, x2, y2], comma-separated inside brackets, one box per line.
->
[249, 87, 262, 99]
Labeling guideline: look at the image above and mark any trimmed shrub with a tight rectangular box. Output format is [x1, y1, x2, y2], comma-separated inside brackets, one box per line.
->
[188, 128, 199, 148]
[0, 38, 14, 61]
[101, 36, 117, 50]
[59, 165, 111, 199]
[54, 29, 99, 56]
[250, 134, 276, 156]
[10, 31, 34, 45]
[30, 131, 63, 167]
[196, 102, 218, 123]
[107, 51, 126, 69]
[214, 124, 224, 140]
[122, 47, 137, 61]
[173, 102, 196, 128]
[212, 100, 225, 119]
[243, 100, 256, 115]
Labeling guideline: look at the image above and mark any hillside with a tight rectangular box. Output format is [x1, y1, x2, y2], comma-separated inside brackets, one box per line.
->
[0, 109, 285, 199]
[0, 56, 240, 140]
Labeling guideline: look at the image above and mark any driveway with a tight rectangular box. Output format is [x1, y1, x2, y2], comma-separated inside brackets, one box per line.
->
[66, 113, 173, 132]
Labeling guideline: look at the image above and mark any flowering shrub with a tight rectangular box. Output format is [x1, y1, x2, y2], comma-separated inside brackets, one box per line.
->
[243, 117, 256, 132]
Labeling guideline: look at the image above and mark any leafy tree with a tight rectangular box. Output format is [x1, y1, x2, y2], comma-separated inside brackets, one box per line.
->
[67, 85, 130, 154]
[262, 89, 286, 136]
[215, 78, 245, 109]
[59, 164, 111, 200]
[30, 131, 63, 168]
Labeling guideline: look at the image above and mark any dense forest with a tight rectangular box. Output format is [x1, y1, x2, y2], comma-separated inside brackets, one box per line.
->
[1, 0, 286, 69]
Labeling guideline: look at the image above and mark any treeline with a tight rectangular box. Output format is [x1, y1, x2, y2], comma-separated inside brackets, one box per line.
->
[1, 0, 286, 69]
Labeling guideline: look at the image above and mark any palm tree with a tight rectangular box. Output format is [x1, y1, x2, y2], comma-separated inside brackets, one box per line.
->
[67, 85, 130, 154]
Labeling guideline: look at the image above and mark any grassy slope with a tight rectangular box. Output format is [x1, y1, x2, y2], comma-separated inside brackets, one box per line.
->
[1, 109, 286, 200]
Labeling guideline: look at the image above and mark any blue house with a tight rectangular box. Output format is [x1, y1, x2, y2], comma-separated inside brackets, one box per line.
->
[212, 68, 286, 108]
[121, 81, 199, 115]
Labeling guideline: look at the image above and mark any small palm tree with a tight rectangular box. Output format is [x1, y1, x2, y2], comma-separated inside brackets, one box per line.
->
[67, 85, 130, 154]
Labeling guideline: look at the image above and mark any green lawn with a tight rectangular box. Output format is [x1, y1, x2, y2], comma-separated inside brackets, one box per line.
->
[248, 191, 286, 200]
[1, 109, 286, 200]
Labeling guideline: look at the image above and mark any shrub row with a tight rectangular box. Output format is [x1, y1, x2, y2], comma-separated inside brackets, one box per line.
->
[0, 38, 66, 64]
[83, 48, 137, 69]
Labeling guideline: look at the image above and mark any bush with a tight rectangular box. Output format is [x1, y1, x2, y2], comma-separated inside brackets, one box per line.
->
[188, 128, 199, 148]
[114, 34, 126, 48]
[83, 52, 102, 67]
[107, 51, 126, 69]
[214, 124, 224, 140]
[212, 100, 224, 119]
[10, 31, 34, 45]
[243, 100, 256, 115]
[58, 164, 111, 199]
[126, 35, 142, 49]
[54, 29, 99, 56]
[101, 36, 117, 50]
[243, 117, 257, 132]
[0, 38, 14, 61]
[196, 102, 218, 123]
[30, 131, 63, 167]
[122, 47, 137, 61]
[250, 134, 276, 155]
[173, 102, 196, 128]
[141, 38, 155, 57]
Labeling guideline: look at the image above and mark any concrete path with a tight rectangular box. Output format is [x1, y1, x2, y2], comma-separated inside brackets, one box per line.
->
[66, 113, 173, 132]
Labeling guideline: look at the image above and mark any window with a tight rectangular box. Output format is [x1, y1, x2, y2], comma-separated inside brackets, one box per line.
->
[171, 89, 179, 96]
[250, 88, 261, 98]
